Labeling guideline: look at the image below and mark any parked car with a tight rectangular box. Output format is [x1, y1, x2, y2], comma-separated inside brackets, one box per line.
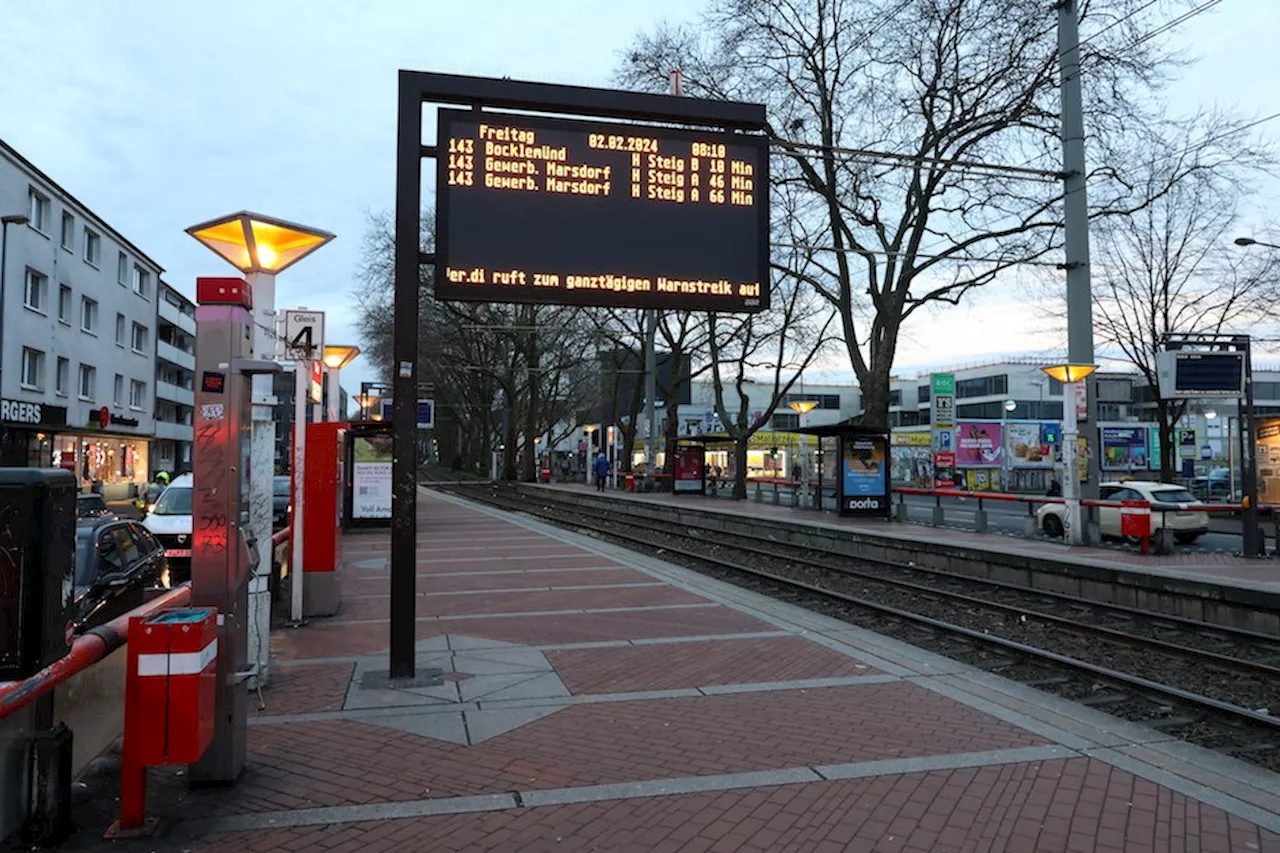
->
[273, 475, 292, 531]
[1190, 467, 1232, 499]
[73, 518, 167, 632]
[1036, 481, 1210, 544]
[76, 493, 115, 520]
[143, 473, 193, 583]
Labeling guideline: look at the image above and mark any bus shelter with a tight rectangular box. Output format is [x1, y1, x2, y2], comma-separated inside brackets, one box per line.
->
[795, 423, 891, 518]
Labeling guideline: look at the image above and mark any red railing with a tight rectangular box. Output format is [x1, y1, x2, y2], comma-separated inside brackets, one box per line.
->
[0, 585, 192, 721]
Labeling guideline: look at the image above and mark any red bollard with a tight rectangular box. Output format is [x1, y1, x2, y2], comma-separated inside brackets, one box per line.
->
[106, 608, 218, 839]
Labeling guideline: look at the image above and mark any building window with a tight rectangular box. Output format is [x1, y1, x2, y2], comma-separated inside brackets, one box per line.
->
[771, 412, 799, 431]
[1047, 377, 1064, 396]
[28, 189, 49, 232]
[84, 228, 100, 266]
[129, 380, 146, 410]
[60, 212, 74, 249]
[21, 348, 44, 390]
[79, 365, 96, 401]
[55, 357, 69, 396]
[23, 269, 46, 312]
[80, 297, 98, 334]
[115, 313, 126, 346]
[917, 385, 930, 404]
[131, 322, 148, 354]
[132, 265, 150, 298]
[955, 374, 1009, 399]
[58, 284, 72, 324]
[113, 373, 123, 406]
[117, 252, 128, 286]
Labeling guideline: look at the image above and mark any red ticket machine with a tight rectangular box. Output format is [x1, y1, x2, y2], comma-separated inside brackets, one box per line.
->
[302, 421, 346, 616]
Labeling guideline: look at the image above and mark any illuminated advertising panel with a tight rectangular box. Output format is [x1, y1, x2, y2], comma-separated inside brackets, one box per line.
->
[436, 109, 769, 312]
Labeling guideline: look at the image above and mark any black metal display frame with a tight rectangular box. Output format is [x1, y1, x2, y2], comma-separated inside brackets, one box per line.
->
[392, 71, 769, 677]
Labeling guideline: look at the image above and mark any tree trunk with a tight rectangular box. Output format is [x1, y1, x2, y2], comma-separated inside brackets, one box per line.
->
[1156, 398, 1176, 483]
[732, 439, 749, 500]
[502, 407, 518, 481]
[858, 368, 893, 429]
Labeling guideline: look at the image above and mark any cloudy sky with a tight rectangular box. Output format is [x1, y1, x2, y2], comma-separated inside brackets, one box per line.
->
[2, 0, 1276, 393]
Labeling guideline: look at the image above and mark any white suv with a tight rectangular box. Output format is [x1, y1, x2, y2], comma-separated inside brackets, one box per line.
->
[1036, 480, 1210, 544]
[143, 473, 193, 580]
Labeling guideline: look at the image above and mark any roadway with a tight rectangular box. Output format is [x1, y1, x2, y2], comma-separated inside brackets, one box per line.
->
[894, 493, 1250, 555]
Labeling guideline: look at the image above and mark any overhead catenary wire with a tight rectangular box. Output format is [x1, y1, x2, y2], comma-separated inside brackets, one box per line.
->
[773, 241, 1065, 268]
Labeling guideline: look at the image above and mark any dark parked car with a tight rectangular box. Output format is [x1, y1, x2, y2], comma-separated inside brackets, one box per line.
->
[273, 475, 292, 531]
[76, 493, 115, 520]
[73, 519, 168, 632]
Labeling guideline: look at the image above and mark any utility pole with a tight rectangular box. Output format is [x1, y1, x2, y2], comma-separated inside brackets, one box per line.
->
[1057, 0, 1099, 542]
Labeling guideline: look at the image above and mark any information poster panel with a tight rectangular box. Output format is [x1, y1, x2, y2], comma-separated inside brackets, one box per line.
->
[351, 435, 393, 520]
[840, 433, 890, 517]
[1101, 426, 1149, 470]
[673, 447, 705, 494]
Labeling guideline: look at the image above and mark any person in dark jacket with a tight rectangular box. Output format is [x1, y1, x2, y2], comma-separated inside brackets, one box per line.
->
[593, 453, 610, 492]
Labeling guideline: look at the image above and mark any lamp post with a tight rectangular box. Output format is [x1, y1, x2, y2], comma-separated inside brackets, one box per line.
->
[322, 345, 360, 421]
[0, 213, 31, 392]
[187, 212, 334, 653]
[788, 399, 818, 506]
[1043, 364, 1097, 545]
[1001, 398, 1017, 491]
[1234, 237, 1280, 251]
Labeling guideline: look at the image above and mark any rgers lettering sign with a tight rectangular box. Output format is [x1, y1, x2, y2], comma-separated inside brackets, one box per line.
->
[436, 110, 770, 312]
[0, 398, 67, 428]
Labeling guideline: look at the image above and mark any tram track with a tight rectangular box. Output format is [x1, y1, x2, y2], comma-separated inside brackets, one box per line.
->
[442, 483, 1280, 772]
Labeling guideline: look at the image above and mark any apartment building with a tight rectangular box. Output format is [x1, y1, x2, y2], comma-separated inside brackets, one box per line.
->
[154, 280, 195, 476]
[0, 139, 162, 499]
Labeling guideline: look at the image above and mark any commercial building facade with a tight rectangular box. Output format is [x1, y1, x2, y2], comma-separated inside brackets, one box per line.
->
[153, 280, 195, 476]
[0, 139, 162, 499]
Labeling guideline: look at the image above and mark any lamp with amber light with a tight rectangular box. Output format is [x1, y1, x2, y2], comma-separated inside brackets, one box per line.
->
[187, 211, 335, 630]
[354, 393, 380, 422]
[787, 400, 819, 503]
[321, 345, 360, 421]
[1041, 363, 1097, 545]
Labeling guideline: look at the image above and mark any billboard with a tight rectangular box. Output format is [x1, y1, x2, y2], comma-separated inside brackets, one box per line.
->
[436, 110, 769, 311]
[890, 432, 933, 488]
[1006, 422, 1054, 468]
[840, 433, 890, 517]
[1101, 426, 1149, 470]
[955, 422, 1003, 468]
[351, 435, 393, 520]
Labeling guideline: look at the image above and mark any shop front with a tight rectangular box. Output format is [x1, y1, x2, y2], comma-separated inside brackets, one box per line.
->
[0, 397, 67, 470]
[56, 407, 151, 499]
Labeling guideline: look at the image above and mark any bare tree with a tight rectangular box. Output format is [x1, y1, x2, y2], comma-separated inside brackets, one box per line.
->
[618, 0, 1190, 427]
[708, 249, 836, 497]
[1092, 115, 1279, 480]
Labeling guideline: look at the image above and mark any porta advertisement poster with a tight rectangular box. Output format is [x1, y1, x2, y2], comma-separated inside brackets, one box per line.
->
[352, 435, 393, 519]
[840, 433, 890, 517]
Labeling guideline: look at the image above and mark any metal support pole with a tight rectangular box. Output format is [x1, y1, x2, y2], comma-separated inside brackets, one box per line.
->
[290, 364, 308, 623]
[1058, 0, 1098, 509]
[643, 309, 658, 474]
[1242, 342, 1262, 554]
[1062, 379, 1083, 545]
[245, 270, 276, 688]
[390, 76, 422, 678]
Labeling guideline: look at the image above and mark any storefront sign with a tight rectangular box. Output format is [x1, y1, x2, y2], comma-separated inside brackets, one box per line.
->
[955, 422, 1003, 468]
[86, 409, 140, 429]
[1101, 426, 1148, 470]
[0, 398, 66, 427]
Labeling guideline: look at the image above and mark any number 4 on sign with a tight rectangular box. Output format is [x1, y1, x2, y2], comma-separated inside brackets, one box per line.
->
[290, 326, 313, 352]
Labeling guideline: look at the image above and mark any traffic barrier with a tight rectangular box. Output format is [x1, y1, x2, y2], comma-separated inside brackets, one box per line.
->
[107, 607, 218, 838]
[1120, 500, 1152, 554]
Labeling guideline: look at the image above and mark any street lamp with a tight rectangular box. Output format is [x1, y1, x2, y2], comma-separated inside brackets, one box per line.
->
[187, 210, 335, 629]
[1042, 364, 1097, 545]
[787, 400, 818, 505]
[0, 213, 31, 391]
[321, 345, 360, 421]
[1001, 399, 1017, 492]
[1234, 236, 1280, 250]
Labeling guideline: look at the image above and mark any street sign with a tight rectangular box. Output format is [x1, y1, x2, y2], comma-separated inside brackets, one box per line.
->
[309, 362, 323, 404]
[416, 399, 435, 430]
[283, 310, 325, 359]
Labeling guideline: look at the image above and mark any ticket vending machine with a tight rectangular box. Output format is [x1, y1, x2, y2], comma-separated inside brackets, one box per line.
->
[189, 277, 279, 784]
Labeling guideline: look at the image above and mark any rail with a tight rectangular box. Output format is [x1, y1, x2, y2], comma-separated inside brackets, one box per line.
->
[0, 585, 192, 721]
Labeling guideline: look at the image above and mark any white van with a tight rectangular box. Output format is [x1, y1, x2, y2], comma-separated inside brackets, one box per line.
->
[143, 472, 193, 579]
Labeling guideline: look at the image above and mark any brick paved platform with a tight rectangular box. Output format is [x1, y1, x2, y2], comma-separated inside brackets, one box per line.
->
[55, 487, 1280, 852]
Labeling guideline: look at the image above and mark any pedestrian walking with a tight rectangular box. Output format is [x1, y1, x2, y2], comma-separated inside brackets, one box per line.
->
[593, 452, 610, 492]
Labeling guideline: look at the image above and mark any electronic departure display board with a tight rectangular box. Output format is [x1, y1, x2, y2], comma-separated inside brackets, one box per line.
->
[1156, 350, 1246, 398]
[435, 109, 769, 312]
